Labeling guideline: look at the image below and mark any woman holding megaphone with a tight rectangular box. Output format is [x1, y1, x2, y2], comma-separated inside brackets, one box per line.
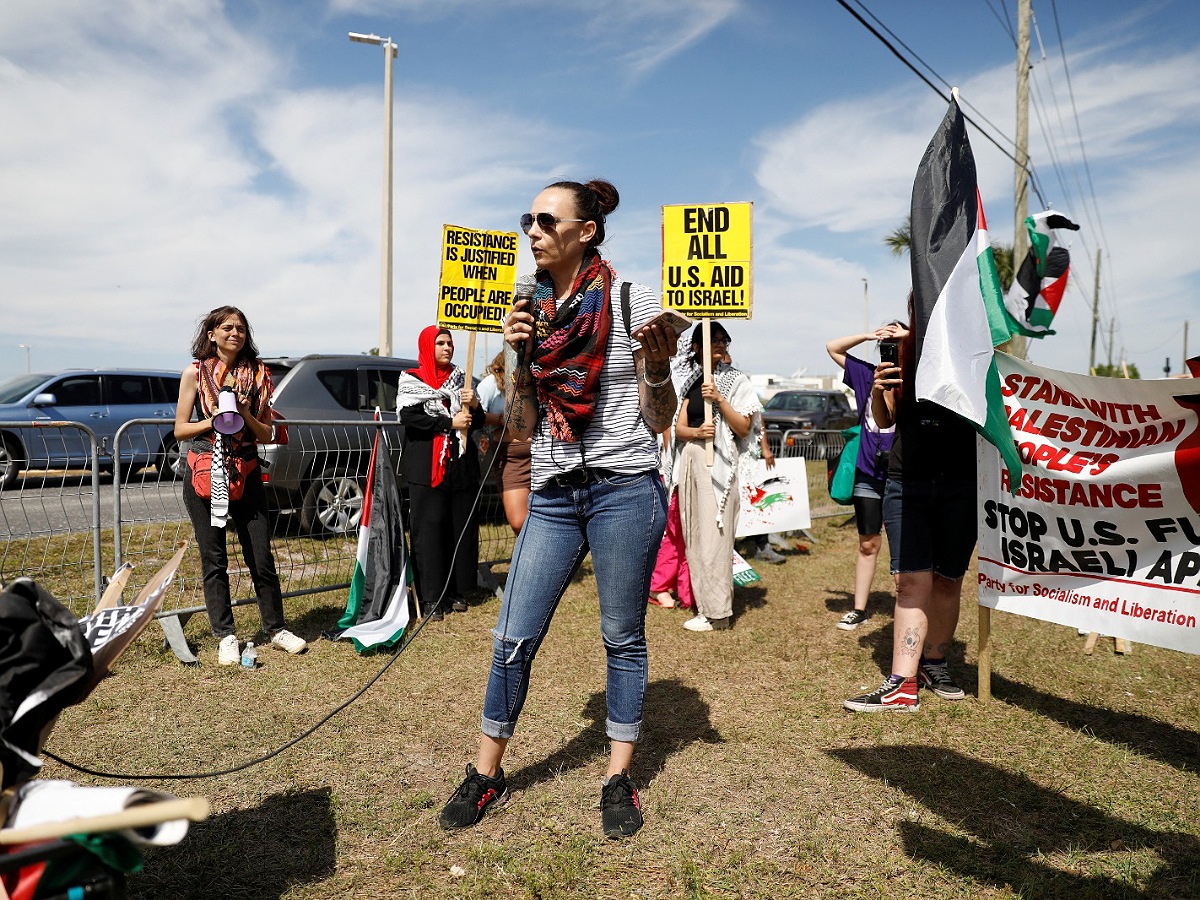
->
[175, 306, 307, 666]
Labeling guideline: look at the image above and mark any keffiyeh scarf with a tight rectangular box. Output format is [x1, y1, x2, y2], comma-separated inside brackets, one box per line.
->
[396, 368, 465, 488]
[195, 357, 271, 526]
[666, 358, 762, 527]
[529, 253, 614, 443]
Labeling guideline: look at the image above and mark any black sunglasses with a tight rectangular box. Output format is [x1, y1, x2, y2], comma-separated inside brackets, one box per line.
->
[520, 212, 587, 234]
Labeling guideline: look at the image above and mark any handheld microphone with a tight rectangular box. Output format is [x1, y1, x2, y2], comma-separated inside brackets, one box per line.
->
[513, 276, 536, 371]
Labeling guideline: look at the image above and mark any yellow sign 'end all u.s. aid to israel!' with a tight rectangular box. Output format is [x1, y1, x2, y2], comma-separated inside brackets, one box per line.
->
[661, 202, 753, 319]
[437, 225, 520, 333]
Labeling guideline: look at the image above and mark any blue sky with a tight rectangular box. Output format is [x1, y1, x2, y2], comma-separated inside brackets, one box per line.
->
[2, 0, 1198, 385]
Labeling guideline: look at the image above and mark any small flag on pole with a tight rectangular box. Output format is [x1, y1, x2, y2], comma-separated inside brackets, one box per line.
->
[331, 426, 410, 653]
[910, 95, 1022, 490]
[1004, 210, 1080, 337]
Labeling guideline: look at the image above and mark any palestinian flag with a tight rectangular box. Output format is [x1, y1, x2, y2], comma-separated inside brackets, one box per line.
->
[910, 97, 1022, 490]
[331, 427, 410, 653]
[1003, 210, 1080, 337]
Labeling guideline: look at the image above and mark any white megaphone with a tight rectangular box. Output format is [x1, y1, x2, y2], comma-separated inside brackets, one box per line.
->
[212, 387, 245, 435]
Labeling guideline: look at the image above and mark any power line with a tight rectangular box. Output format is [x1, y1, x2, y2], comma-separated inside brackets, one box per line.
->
[1049, 0, 1111, 252]
[835, 0, 1050, 207]
[982, 0, 1017, 45]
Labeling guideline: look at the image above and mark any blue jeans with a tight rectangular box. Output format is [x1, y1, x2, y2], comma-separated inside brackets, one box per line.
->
[481, 470, 667, 743]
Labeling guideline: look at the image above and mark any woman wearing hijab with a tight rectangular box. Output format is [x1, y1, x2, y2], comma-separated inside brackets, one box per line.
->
[175, 306, 306, 665]
[396, 327, 484, 621]
[438, 178, 679, 840]
[666, 322, 761, 632]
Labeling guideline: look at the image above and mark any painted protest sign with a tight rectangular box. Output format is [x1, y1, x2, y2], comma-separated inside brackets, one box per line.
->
[736, 456, 812, 537]
[437, 225, 520, 333]
[976, 353, 1200, 654]
[732, 551, 761, 587]
[662, 203, 753, 318]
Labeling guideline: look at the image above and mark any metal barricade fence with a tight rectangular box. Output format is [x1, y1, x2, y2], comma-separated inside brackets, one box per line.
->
[113, 419, 515, 662]
[0, 421, 104, 613]
[773, 428, 850, 521]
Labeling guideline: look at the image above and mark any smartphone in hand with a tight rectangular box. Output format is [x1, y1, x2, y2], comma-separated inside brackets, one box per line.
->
[879, 339, 899, 364]
[634, 309, 693, 349]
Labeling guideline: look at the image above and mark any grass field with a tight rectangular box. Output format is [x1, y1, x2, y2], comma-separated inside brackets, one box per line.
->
[40, 516, 1200, 899]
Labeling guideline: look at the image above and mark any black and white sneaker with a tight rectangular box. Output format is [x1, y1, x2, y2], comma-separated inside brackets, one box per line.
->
[600, 770, 643, 838]
[843, 675, 920, 712]
[836, 610, 868, 631]
[439, 764, 509, 830]
[918, 660, 967, 700]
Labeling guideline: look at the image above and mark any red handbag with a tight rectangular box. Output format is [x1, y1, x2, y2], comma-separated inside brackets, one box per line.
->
[188, 449, 258, 501]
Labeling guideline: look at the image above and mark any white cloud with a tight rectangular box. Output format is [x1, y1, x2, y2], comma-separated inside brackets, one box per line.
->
[749, 38, 1200, 377]
[0, 0, 568, 370]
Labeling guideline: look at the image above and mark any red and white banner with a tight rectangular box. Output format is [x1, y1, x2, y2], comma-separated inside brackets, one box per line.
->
[977, 354, 1200, 654]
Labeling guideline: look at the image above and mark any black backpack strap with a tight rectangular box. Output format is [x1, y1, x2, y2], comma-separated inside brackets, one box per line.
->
[620, 281, 632, 337]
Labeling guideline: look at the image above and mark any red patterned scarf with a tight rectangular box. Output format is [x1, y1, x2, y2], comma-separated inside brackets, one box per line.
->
[529, 253, 614, 442]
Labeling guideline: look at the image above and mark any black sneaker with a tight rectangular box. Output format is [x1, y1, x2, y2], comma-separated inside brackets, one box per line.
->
[600, 770, 643, 839]
[450, 597, 468, 613]
[918, 660, 966, 699]
[439, 764, 509, 830]
[843, 675, 920, 712]
[836, 610, 868, 631]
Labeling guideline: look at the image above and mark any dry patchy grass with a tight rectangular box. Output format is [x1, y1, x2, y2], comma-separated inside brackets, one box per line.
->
[40, 517, 1200, 899]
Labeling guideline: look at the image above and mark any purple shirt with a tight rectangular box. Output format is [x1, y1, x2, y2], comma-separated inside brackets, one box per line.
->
[843, 355, 895, 481]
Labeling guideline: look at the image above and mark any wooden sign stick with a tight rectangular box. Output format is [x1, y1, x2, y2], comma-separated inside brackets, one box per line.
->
[0, 797, 211, 845]
[459, 331, 478, 454]
[702, 320, 715, 466]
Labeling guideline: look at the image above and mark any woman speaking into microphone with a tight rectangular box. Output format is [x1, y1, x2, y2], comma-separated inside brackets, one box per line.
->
[439, 179, 679, 839]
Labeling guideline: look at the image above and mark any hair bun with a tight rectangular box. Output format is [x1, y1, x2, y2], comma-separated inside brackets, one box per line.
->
[585, 179, 619, 217]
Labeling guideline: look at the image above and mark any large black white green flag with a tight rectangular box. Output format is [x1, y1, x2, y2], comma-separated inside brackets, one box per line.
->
[910, 96, 1023, 489]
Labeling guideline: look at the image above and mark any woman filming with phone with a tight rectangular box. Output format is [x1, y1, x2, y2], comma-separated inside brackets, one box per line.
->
[824, 321, 907, 631]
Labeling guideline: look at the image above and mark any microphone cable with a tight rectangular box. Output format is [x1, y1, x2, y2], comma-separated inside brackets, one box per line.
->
[44, 357, 524, 781]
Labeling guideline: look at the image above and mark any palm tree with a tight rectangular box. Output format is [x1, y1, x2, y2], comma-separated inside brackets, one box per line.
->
[884, 216, 1016, 293]
[884, 217, 910, 257]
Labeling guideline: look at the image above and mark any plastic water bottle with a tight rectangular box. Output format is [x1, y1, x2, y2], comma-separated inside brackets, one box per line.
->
[240, 641, 257, 669]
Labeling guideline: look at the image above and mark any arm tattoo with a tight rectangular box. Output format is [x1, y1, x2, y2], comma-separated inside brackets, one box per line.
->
[637, 355, 677, 434]
[506, 372, 538, 440]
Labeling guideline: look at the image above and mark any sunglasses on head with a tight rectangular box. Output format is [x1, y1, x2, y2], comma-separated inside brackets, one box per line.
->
[520, 212, 587, 234]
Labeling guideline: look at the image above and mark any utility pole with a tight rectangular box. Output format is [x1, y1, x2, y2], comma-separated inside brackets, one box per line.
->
[1106, 318, 1114, 369]
[1009, 0, 1032, 361]
[1088, 249, 1101, 373]
[862, 278, 869, 331]
[1183, 320, 1189, 375]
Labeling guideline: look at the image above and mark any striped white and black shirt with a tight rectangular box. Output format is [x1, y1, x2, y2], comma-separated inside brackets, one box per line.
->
[530, 280, 662, 490]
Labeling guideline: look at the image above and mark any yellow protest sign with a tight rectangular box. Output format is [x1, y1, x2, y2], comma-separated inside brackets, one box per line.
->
[661, 202, 753, 319]
[437, 224, 520, 333]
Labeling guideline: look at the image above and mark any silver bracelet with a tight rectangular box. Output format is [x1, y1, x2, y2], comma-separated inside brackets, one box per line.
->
[642, 368, 671, 389]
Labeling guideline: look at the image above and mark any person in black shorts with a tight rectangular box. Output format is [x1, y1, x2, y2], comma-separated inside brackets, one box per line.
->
[844, 301, 977, 712]
[825, 322, 907, 630]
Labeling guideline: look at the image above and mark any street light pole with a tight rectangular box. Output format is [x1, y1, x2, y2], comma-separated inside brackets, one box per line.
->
[349, 32, 398, 357]
[861, 278, 869, 331]
[17, 344, 30, 373]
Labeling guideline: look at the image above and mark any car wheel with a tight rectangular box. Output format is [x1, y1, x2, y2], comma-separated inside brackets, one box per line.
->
[301, 468, 365, 536]
[157, 436, 183, 480]
[0, 435, 23, 490]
